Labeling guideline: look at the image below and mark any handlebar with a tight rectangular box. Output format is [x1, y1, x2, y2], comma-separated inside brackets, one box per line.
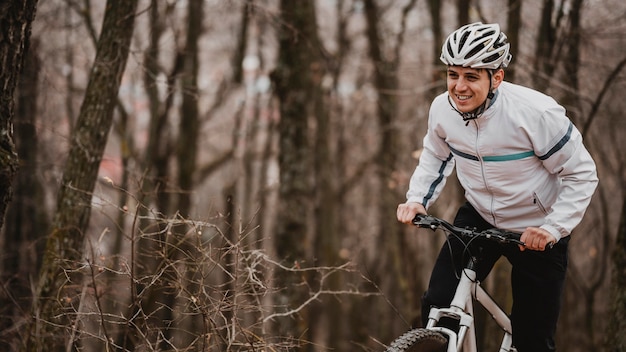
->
[412, 214, 526, 247]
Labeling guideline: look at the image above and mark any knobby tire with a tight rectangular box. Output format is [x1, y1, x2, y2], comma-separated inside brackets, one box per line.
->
[385, 328, 448, 352]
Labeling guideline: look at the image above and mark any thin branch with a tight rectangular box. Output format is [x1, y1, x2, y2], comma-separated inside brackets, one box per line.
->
[582, 56, 626, 135]
[393, 0, 417, 64]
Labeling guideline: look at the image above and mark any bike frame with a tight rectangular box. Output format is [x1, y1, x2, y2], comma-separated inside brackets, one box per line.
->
[424, 263, 515, 352]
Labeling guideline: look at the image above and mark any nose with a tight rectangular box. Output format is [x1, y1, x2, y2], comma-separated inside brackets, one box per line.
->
[455, 77, 468, 91]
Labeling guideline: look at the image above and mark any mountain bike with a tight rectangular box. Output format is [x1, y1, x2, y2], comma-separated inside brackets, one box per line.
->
[385, 214, 531, 352]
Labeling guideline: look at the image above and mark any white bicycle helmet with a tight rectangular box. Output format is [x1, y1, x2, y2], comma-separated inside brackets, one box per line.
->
[440, 22, 512, 70]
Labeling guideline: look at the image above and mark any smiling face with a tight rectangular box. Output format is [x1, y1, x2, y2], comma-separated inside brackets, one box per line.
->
[447, 66, 504, 113]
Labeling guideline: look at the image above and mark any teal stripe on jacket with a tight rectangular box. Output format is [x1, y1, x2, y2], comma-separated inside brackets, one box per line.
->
[448, 144, 536, 162]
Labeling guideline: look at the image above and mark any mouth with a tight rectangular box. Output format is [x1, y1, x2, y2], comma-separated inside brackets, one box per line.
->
[456, 95, 472, 101]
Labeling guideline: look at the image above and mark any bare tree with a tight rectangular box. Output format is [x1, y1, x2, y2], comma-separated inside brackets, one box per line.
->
[0, 1, 38, 233]
[363, 0, 420, 343]
[168, 0, 204, 347]
[427, 0, 445, 99]
[457, 0, 470, 25]
[533, 0, 567, 91]
[506, 0, 522, 82]
[0, 1, 40, 350]
[1, 36, 47, 350]
[270, 0, 323, 346]
[608, 194, 626, 351]
[26, 0, 139, 350]
[559, 0, 583, 124]
[139, 0, 181, 217]
[129, 3, 182, 347]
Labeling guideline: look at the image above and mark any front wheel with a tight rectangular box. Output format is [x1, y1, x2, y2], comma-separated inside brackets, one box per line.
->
[385, 328, 448, 352]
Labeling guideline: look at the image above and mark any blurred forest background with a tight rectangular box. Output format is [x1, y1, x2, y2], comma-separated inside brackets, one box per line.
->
[0, 0, 625, 351]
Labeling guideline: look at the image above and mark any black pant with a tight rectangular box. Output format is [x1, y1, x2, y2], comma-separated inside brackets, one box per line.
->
[421, 203, 569, 352]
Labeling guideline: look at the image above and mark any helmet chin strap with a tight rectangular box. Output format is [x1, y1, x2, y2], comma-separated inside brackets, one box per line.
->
[448, 70, 497, 126]
[447, 94, 493, 125]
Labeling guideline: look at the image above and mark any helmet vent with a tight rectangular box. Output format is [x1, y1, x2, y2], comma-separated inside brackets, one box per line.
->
[493, 33, 506, 48]
[483, 53, 501, 63]
[447, 41, 454, 57]
[459, 31, 470, 50]
[471, 30, 495, 44]
[465, 45, 484, 60]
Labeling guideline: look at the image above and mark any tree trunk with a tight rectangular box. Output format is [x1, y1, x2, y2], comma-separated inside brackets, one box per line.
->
[0, 0, 38, 237]
[312, 49, 339, 350]
[170, 0, 203, 347]
[363, 0, 415, 342]
[177, 0, 202, 219]
[506, 0, 522, 82]
[457, 0, 469, 25]
[26, 1, 138, 350]
[560, 0, 583, 124]
[129, 2, 180, 347]
[270, 0, 322, 347]
[608, 194, 626, 352]
[533, 0, 563, 91]
[232, 0, 253, 84]
[427, 0, 444, 100]
[1, 36, 47, 349]
[140, 0, 181, 217]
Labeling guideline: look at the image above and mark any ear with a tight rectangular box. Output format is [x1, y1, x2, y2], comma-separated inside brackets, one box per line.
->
[492, 69, 504, 89]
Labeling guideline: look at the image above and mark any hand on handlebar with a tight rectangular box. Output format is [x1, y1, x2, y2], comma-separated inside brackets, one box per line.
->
[411, 213, 557, 250]
[519, 227, 557, 251]
[397, 202, 426, 224]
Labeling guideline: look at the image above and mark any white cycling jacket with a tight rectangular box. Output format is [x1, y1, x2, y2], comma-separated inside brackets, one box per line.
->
[407, 81, 598, 241]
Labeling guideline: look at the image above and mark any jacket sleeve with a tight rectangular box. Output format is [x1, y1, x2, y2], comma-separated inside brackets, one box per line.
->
[406, 126, 456, 209]
[534, 108, 598, 240]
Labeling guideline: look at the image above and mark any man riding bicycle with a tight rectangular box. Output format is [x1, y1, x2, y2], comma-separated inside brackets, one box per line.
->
[396, 22, 598, 352]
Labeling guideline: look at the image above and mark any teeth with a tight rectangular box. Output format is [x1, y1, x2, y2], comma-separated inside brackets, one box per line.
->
[457, 95, 471, 100]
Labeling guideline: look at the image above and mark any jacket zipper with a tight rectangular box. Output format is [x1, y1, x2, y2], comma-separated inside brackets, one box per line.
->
[473, 119, 497, 225]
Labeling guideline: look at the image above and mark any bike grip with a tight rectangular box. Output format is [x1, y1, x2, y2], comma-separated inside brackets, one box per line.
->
[411, 213, 426, 226]
[412, 213, 426, 222]
[412, 213, 435, 227]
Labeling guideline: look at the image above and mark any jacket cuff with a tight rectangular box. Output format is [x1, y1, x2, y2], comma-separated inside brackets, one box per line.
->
[540, 224, 565, 242]
[406, 198, 427, 209]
